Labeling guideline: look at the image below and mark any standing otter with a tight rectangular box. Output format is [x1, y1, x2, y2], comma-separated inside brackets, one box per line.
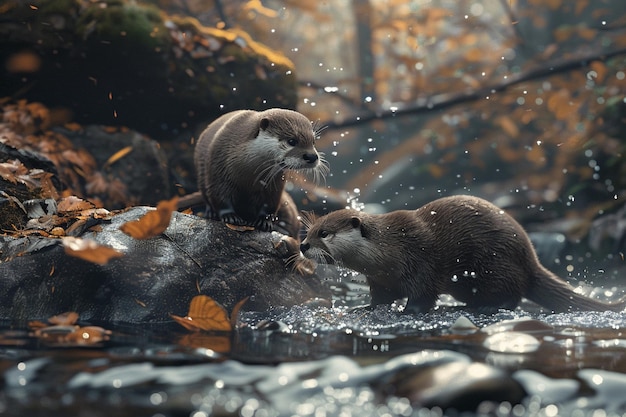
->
[194, 108, 328, 233]
[300, 195, 626, 313]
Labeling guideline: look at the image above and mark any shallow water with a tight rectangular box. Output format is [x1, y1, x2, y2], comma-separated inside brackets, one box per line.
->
[1, 273, 626, 417]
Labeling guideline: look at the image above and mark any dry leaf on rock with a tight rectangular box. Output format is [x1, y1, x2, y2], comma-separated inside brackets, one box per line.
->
[224, 223, 256, 232]
[120, 196, 178, 239]
[48, 311, 79, 325]
[62, 236, 123, 265]
[57, 196, 96, 213]
[171, 295, 232, 332]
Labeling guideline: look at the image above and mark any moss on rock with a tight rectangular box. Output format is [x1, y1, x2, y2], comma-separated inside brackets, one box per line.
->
[0, 0, 297, 139]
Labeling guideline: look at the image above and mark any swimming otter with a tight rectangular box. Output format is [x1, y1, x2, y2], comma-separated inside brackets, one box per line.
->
[194, 108, 328, 233]
[300, 195, 626, 313]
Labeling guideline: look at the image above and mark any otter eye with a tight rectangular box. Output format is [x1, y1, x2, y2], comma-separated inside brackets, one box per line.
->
[287, 138, 298, 146]
[319, 230, 329, 238]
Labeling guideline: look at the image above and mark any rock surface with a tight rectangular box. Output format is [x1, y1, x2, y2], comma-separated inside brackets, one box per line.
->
[0, 207, 329, 323]
[0, 0, 297, 138]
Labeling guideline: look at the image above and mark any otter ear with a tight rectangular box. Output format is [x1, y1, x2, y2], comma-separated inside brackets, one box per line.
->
[260, 118, 270, 130]
[351, 216, 370, 238]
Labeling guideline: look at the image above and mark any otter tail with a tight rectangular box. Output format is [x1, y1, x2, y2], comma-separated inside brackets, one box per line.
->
[525, 267, 626, 313]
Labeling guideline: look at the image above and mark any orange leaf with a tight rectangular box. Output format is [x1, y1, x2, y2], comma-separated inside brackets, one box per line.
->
[496, 116, 520, 138]
[63, 326, 111, 345]
[104, 146, 133, 168]
[230, 296, 249, 328]
[170, 295, 232, 332]
[62, 236, 124, 265]
[120, 196, 179, 239]
[58, 196, 95, 213]
[48, 312, 79, 325]
[224, 223, 255, 232]
[38, 172, 59, 200]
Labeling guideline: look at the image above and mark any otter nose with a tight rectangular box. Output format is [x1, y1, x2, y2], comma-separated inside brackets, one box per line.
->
[302, 153, 318, 164]
[300, 242, 310, 253]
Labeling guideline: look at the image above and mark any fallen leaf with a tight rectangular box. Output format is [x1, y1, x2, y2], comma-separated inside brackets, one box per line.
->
[120, 196, 178, 239]
[230, 296, 249, 328]
[224, 223, 256, 232]
[57, 196, 95, 213]
[48, 311, 79, 325]
[170, 295, 232, 332]
[103, 146, 133, 169]
[63, 326, 111, 345]
[62, 236, 124, 265]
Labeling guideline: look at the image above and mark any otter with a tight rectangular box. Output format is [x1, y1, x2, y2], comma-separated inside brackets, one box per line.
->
[194, 108, 328, 233]
[300, 195, 626, 313]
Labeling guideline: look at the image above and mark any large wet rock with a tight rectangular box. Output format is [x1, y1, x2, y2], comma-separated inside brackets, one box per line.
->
[0, 207, 329, 323]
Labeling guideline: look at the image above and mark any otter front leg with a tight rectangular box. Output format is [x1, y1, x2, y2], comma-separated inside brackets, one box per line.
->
[203, 205, 220, 221]
[404, 295, 438, 314]
[369, 282, 400, 307]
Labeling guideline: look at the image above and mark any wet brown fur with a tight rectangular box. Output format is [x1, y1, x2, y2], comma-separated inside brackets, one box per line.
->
[194, 108, 326, 236]
[301, 195, 626, 313]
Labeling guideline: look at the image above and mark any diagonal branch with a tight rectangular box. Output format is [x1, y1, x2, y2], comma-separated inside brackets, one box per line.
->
[322, 45, 626, 130]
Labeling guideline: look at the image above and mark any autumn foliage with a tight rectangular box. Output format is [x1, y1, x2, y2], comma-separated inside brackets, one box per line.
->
[171, 294, 248, 332]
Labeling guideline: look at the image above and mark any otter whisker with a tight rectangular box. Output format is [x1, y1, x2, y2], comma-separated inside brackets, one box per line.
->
[252, 163, 274, 187]
[254, 161, 286, 189]
[313, 154, 330, 185]
[312, 121, 327, 139]
[308, 246, 335, 264]
[285, 252, 316, 276]
[300, 211, 317, 231]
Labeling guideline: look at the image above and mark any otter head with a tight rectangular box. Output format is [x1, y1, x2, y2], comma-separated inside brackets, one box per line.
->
[300, 209, 371, 270]
[252, 109, 329, 184]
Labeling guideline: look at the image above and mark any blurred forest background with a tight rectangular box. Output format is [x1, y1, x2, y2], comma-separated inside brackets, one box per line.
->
[2, 0, 626, 263]
[158, 0, 626, 222]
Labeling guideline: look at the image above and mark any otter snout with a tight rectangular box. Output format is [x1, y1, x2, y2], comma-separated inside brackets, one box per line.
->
[300, 241, 310, 253]
[302, 152, 319, 164]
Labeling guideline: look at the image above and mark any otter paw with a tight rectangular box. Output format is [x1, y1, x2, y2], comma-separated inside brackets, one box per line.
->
[204, 206, 220, 220]
[253, 216, 276, 232]
[220, 212, 248, 226]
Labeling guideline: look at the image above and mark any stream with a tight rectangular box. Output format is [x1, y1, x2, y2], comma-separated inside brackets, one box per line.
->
[2, 269, 625, 417]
